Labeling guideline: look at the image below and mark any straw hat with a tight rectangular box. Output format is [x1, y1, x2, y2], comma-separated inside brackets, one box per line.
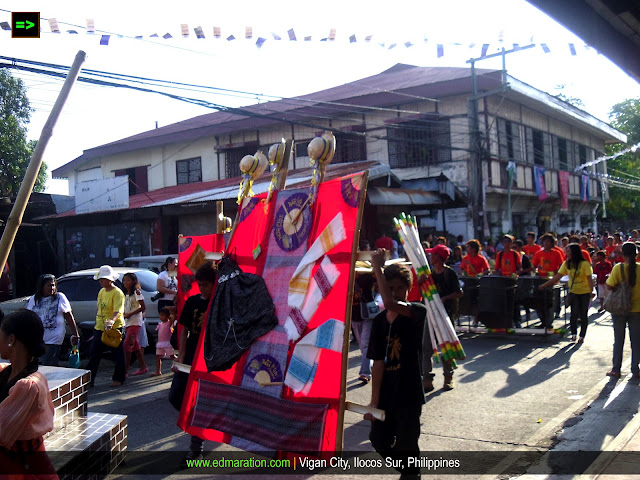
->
[94, 265, 119, 281]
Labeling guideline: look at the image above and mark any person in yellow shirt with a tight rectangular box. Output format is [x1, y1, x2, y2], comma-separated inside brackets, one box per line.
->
[87, 265, 126, 388]
[539, 244, 594, 343]
[606, 242, 640, 379]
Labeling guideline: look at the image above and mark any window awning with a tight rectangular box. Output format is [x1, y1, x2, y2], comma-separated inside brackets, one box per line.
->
[367, 187, 442, 206]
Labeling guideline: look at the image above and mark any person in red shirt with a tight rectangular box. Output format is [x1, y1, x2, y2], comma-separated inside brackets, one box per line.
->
[460, 239, 490, 277]
[374, 232, 393, 252]
[523, 232, 541, 259]
[532, 234, 564, 276]
[611, 232, 625, 263]
[592, 250, 612, 312]
[495, 235, 521, 276]
[567, 235, 592, 262]
[605, 236, 617, 262]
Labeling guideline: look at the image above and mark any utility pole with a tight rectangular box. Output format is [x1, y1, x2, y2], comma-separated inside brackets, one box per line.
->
[466, 44, 535, 244]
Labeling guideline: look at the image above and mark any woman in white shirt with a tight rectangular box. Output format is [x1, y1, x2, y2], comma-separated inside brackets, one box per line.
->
[156, 257, 178, 314]
[26, 274, 79, 366]
[123, 272, 149, 376]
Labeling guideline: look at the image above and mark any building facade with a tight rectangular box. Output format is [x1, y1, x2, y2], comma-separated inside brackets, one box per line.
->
[52, 64, 626, 268]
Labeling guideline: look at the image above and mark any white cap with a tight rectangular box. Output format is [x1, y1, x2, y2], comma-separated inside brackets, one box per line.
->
[94, 265, 119, 281]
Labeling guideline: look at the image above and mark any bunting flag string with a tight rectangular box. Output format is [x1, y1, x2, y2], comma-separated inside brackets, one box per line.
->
[0, 16, 600, 57]
[574, 141, 640, 171]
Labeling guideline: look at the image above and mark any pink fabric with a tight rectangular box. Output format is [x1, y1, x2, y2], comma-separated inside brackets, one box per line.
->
[0, 364, 54, 447]
[156, 321, 172, 346]
[124, 325, 141, 353]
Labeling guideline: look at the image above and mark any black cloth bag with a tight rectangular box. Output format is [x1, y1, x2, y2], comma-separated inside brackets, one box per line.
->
[204, 256, 278, 372]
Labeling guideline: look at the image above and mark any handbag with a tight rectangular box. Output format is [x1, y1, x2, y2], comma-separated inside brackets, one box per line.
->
[603, 265, 632, 315]
[564, 263, 578, 308]
[101, 328, 123, 348]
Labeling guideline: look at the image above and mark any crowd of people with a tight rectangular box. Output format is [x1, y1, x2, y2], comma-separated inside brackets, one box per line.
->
[3, 227, 640, 478]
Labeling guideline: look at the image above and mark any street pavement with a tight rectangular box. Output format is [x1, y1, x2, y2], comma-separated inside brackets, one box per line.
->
[81, 304, 640, 480]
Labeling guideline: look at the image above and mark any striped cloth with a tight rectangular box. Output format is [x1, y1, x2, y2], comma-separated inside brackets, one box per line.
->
[191, 380, 328, 454]
[284, 319, 344, 395]
[284, 256, 340, 341]
[288, 212, 346, 309]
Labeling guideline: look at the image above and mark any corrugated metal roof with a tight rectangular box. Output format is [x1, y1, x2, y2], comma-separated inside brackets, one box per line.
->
[367, 187, 442, 206]
[47, 160, 383, 219]
[52, 65, 502, 177]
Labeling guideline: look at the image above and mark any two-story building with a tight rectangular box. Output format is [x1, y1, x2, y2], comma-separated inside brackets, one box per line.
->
[51, 63, 626, 271]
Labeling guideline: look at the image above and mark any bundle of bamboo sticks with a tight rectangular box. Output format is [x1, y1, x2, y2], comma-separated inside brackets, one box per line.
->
[393, 213, 465, 366]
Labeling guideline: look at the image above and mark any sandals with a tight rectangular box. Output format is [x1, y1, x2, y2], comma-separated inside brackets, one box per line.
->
[606, 371, 621, 378]
[132, 367, 149, 376]
[150, 372, 162, 377]
[358, 375, 370, 384]
[110, 381, 123, 388]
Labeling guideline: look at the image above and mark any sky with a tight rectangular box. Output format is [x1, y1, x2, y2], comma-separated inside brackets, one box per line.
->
[2, 0, 640, 196]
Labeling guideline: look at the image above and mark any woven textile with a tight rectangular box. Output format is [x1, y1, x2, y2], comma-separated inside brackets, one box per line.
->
[284, 256, 340, 341]
[239, 190, 313, 397]
[284, 319, 344, 394]
[191, 380, 328, 454]
[288, 212, 346, 309]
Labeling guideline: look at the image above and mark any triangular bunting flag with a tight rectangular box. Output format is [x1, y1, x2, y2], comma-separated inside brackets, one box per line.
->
[329, 28, 336, 40]
[194, 26, 205, 39]
[256, 37, 266, 48]
[214, 27, 221, 38]
[288, 28, 296, 41]
[48, 19, 60, 33]
[0, 22, 10, 30]
[569, 43, 576, 55]
[437, 44, 444, 57]
[100, 34, 110, 45]
[349, 34, 356, 43]
[181, 24, 189, 38]
[163, 33, 172, 39]
[245, 27, 252, 39]
[86, 19, 94, 33]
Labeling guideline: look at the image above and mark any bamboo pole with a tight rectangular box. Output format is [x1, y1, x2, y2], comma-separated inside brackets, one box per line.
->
[275, 139, 292, 191]
[0, 51, 86, 274]
[336, 170, 369, 453]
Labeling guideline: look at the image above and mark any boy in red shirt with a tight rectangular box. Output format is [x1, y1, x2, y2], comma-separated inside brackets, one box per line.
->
[460, 239, 490, 277]
[495, 235, 521, 276]
[523, 231, 541, 259]
[532, 234, 564, 276]
[592, 250, 612, 312]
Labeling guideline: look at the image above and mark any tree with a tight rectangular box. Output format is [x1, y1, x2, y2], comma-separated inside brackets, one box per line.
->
[0, 69, 47, 197]
[604, 99, 640, 222]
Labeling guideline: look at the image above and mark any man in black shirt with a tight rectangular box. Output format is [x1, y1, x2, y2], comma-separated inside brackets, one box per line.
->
[366, 249, 425, 478]
[424, 245, 462, 391]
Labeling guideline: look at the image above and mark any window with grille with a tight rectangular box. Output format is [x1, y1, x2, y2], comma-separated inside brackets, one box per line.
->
[176, 158, 202, 185]
[223, 147, 254, 179]
[387, 117, 451, 168]
[497, 118, 522, 162]
[334, 127, 366, 163]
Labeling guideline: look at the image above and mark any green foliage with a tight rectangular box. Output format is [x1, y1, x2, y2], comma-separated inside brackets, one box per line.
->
[0, 69, 47, 197]
[604, 99, 640, 222]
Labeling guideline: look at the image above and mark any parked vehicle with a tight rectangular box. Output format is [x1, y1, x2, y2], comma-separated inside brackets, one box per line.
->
[0, 267, 161, 355]
[123, 255, 178, 274]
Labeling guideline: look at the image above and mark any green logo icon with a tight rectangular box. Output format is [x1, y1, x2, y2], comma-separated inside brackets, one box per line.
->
[11, 12, 40, 38]
[15, 20, 35, 29]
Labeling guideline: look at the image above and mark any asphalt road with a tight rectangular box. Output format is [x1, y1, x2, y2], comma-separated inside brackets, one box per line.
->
[81, 305, 640, 480]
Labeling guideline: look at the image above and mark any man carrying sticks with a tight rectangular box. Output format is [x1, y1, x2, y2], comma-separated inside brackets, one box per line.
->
[366, 248, 425, 479]
[423, 245, 462, 391]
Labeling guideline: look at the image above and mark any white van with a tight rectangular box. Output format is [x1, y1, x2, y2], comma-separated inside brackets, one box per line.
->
[123, 255, 178, 273]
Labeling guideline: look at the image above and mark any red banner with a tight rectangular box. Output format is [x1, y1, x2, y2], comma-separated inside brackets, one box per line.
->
[558, 171, 569, 211]
[178, 173, 365, 458]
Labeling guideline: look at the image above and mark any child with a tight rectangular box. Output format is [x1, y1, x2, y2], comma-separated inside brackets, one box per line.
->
[593, 250, 613, 312]
[366, 248, 425, 478]
[152, 307, 176, 376]
[123, 272, 149, 376]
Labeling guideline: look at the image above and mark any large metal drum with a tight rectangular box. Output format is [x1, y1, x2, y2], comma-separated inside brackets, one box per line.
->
[515, 276, 560, 328]
[459, 277, 480, 316]
[478, 276, 517, 328]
